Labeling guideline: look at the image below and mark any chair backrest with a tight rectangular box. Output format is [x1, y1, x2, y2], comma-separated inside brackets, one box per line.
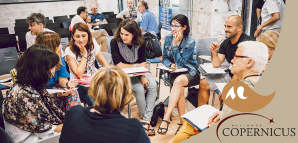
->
[69, 14, 76, 19]
[106, 36, 114, 54]
[0, 28, 9, 35]
[52, 28, 71, 39]
[62, 22, 71, 29]
[106, 18, 121, 26]
[0, 34, 18, 50]
[102, 12, 115, 18]
[53, 15, 68, 22]
[15, 17, 50, 24]
[37, 133, 60, 143]
[45, 22, 61, 29]
[0, 47, 19, 75]
[14, 26, 29, 35]
[15, 19, 53, 27]
[17, 32, 27, 52]
[60, 37, 69, 52]
[0, 127, 10, 143]
[195, 38, 218, 65]
[95, 23, 117, 36]
[54, 18, 71, 23]
[103, 14, 109, 19]
[102, 52, 112, 64]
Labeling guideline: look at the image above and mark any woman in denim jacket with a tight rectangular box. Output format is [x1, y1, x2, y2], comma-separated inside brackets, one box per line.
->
[158, 14, 200, 135]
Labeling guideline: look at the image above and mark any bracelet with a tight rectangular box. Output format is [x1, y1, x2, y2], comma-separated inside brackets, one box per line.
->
[83, 56, 87, 60]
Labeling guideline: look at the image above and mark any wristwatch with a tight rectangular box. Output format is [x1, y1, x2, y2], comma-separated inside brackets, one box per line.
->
[133, 64, 137, 67]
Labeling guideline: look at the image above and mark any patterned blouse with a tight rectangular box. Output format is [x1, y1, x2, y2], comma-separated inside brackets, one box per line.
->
[2, 84, 64, 133]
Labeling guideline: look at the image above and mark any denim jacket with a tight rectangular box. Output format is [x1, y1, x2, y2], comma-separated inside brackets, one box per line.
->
[162, 33, 199, 76]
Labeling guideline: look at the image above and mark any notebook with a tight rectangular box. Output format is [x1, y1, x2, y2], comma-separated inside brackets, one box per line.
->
[77, 75, 92, 85]
[198, 64, 226, 76]
[181, 105, 219, 132]
[121, 67, 149, 74]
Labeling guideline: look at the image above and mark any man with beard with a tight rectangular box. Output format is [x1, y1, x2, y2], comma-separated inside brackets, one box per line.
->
[197, 15, 254, 107]
[116, 0, 141, 23]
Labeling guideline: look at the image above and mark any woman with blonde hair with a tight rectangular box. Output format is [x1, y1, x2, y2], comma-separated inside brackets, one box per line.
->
[257, 30, 279, 72]
[60, 66, 150, 143]
[35, 31, 80, 113]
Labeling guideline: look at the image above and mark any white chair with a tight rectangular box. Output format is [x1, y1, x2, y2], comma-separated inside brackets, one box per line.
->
[102, 52, 112, 64]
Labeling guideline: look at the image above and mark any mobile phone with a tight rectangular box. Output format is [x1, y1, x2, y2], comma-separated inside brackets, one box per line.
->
[74, 42, 76, 45]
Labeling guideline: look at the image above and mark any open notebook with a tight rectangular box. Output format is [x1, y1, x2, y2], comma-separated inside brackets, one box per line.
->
[181, 105, 219, 132]
[157, 65, 188, 73]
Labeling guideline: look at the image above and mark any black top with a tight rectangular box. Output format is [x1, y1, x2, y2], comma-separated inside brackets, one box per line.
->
[59, 106, 150, 143]
[110, 39, 146, 65]
[218, 33, 255, 64]
[256, 0, 264, 9]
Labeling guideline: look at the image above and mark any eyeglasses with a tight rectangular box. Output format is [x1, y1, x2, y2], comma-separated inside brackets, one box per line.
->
[233, 55, 249, 60]
[171, 25, 181, 29]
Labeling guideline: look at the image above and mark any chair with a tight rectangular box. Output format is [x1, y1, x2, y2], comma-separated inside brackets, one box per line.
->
[0, 34, 18, 51]
[106, 36, 114, 54]
[101, 52, 112, 64]
[60, 37, 69, 55]
[17, 32, 27, 52]
[94, 23, 117, 36]
[54, 18, 71, 23]
[102, 12, 115, 18]
[14, 26, 29, 35]
[0, 28, 9, 35]
[69, 14, 76, 19]
[146, 57, 162, 77]
[195, 37, 218, 65]
[103, 14, 109, 19]
[0, 127, 10, 143]
[61, 22, 71, 29]
[52, 28, 71, 39]
[15, 17, 50, 27]
[106, 18, 121, 26]
[53, 15, 68, 22]
[0, 47, 19, 75]
[45, 22, 61, 29]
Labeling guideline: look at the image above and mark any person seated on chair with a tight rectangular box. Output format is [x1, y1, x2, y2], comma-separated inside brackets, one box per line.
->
[2, 44, 64, 143]
[110, 19, 157, 136]
[257, 30, 279, 73]
[65, 22, 109, 107]
[35, 31, 81, 113]
[25, 13, 53, 48]
[158, 14, 200, 135]
[197, 15, 254, 107]
[137, 1, 159, 36]
[71, 6, 109, 52]
[173, 41, 269, 143]
[116, 0, 141, 23]
[89, 5, 108, 27]
[60, 66, 150, 143]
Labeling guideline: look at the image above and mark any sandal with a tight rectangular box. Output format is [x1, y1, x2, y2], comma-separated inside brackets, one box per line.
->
[175, 123, 183, 135]
[142, 122, 155, 136]
[157, 120, 170, 135]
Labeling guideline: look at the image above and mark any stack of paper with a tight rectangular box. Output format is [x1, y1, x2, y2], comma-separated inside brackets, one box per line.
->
[181, 105, 219, 132]
[199, 64, 226, 76]
[157, 65, 188, 73]
[121, 67, 149, 74]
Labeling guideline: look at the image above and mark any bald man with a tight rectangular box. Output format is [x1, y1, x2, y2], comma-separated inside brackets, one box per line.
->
[116, 0, 141, 23]
[197, 15, 255, 107]
[89, 5, 108, 27]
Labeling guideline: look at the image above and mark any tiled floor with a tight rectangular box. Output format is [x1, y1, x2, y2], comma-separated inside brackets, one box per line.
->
[122, 62, 221, 143]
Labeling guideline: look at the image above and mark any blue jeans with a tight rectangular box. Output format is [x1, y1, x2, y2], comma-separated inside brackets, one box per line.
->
[131, 74, 157, 121]
[77, 85, 94, 106]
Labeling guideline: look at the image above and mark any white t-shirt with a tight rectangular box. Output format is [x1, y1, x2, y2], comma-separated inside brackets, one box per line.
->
[65, 38, 100, 79]
[26, 28, 53, 48]
[70, 15, 92, 31]
[261, 0, 285, 30]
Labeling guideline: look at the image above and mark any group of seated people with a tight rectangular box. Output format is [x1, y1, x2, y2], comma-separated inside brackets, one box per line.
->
[1, 1, 280, 143]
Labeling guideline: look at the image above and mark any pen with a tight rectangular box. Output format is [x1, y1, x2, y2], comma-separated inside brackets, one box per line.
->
[218, 39, 224, 44]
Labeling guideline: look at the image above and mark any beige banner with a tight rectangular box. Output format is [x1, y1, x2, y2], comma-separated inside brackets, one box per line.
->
[182, 0, 298, 143]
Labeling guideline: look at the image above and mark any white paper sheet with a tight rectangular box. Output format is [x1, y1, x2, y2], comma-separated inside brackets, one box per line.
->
[121, 67, 149, 74]
[157, 65, 188, 73]
[200, 64, 226, 74]
[215, 83, 227, 93]
[46, 89, 65, 94]
[181, 105, 219, 130]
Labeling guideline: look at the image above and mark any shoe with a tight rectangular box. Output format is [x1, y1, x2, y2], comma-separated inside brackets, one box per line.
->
[157, 120, 170, 135]
[175, 123, 183, 135]
[142, 122, 155, 136]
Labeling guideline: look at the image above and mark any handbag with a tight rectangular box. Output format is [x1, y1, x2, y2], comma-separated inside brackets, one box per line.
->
[143, 32, 162, 59]
[150, 98, 165, 127]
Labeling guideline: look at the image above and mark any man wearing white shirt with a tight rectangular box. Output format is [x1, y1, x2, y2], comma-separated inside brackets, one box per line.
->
[116, 0, 141, 23]
[71, 6, 109, 52]
[25, 13, 53, 48]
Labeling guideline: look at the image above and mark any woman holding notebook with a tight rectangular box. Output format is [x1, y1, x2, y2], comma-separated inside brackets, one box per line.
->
[111, 19, 157, 136]
[65, 22, 109, 106]
[35, 31, 80, 113]
[158, 14, 200, 135]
